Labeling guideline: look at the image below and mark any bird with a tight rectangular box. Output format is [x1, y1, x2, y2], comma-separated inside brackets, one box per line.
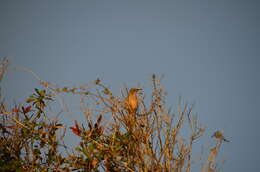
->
[211, 131, 230, 142]
[124, 88, 142, 114]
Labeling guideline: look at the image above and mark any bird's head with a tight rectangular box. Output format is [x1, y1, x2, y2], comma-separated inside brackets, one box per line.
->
[211, 130, 223, 138]
[129, 88, 142, 94]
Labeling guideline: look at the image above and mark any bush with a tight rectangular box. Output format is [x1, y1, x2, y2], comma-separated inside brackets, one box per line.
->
[0, 57, 228, 171]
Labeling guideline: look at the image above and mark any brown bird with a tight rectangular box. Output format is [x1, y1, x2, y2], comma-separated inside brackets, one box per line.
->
[124, 88, 142, 114]
[211, 131, 230, 142]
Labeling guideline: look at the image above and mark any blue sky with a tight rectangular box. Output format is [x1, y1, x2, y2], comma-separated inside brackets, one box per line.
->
[0, 0, 259, 171]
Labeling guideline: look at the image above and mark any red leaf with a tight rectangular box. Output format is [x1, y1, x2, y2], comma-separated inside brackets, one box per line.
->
[12, 108, 20, 113]
[6, 125, 20, 129]
[70, 120, 81, 136]
[23, 106, 31, 113]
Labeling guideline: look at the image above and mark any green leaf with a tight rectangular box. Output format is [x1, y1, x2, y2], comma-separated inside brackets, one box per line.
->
[45, 97, 53, 101]
[35, 88, 40, 95]
[26, 96, 36, 103]
[33, 149, 41, 155]
[82, 146, 90, 159]
[103, 88, 111, 95]
[38, 90, 46, 97]
[75, 146, 82, 152]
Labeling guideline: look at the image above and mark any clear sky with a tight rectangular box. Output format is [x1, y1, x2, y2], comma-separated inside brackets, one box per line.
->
[0, 0, 259, 171]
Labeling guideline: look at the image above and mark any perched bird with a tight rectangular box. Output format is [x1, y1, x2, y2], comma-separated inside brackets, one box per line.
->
[124, 88, 142, 114]
[211, 131, 230, 142]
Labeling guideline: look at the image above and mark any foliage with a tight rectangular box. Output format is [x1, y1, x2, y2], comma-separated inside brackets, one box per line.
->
[0, 58, 228, 171]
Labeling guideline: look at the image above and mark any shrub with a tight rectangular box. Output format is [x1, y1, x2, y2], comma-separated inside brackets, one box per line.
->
[0, 57, 228, 171]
